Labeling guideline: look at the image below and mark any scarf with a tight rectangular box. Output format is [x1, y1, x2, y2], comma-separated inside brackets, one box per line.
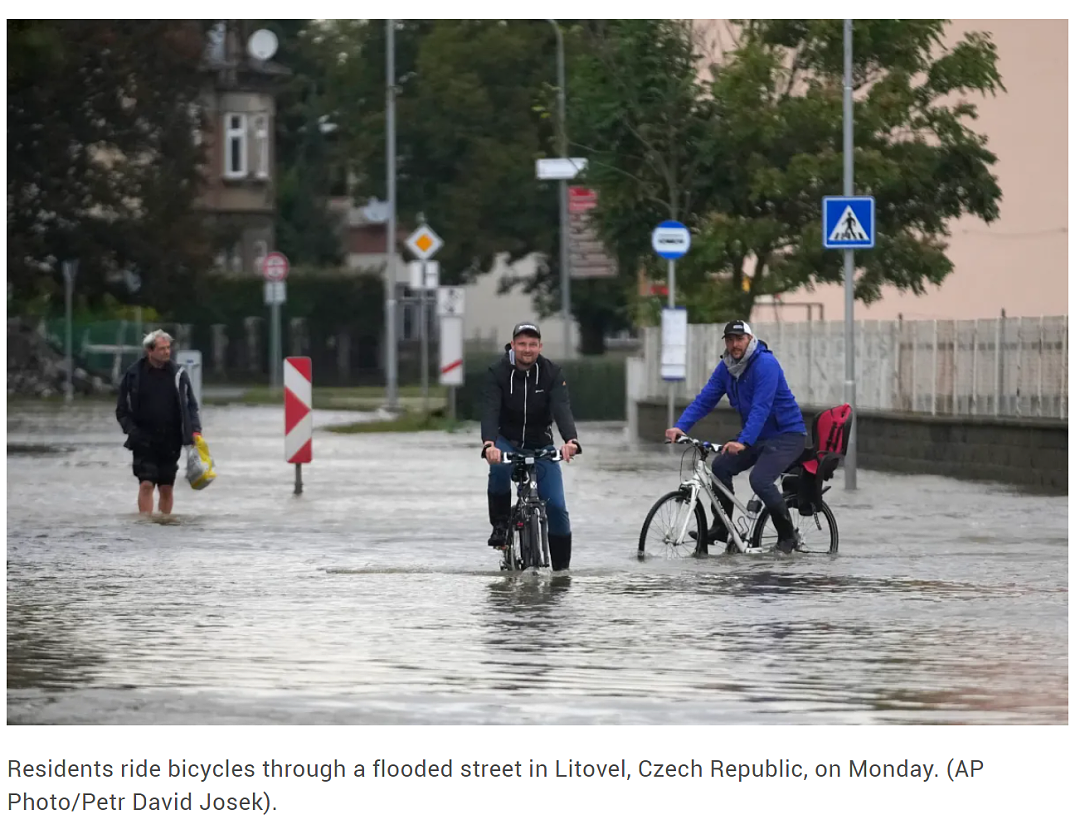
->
[723, 336, 759, 379]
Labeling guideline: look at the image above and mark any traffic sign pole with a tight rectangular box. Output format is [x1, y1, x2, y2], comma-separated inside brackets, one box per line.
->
[271, 301, 281, 390]
[263, 252, 290, 391]
[843, 19, 856, 491]
[404, 224, 443, 419]
[667, 257, 676, 430]
[652, 221, 691, 432]
[62, 260, 77, 403]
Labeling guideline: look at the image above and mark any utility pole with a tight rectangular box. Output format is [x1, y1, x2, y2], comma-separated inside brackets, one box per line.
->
[548, 19, 571, 359]
[385, 19, 399, 410]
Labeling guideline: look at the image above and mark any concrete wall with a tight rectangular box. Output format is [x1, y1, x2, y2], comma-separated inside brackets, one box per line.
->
[634, 401, 1067, 494]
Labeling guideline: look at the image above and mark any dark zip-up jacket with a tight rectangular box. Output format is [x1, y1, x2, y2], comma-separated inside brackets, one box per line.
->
[116, 357, 202, 450]
[480, 348, 580, 451]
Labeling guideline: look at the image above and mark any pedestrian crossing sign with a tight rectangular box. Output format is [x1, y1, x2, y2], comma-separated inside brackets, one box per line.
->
[823, 196, 875, 249]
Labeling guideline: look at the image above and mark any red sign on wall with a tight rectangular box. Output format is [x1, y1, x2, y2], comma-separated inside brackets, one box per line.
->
[567, 187, 618, 279]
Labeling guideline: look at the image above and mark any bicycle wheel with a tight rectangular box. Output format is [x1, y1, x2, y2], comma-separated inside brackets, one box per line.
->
[638, 489, 707, 560]
[539, 507, 551, 568]
[502, 507, 522, 572]
[522, 508, 543, 569]
[750, 496, 839, 553]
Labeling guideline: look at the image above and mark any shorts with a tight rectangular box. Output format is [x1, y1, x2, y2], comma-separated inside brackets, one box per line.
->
[132, 443, 182, 486]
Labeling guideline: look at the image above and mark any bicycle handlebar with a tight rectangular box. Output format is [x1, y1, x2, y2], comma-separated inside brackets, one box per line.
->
[499, 447, 563, 464]
[665, 435, 720, 454]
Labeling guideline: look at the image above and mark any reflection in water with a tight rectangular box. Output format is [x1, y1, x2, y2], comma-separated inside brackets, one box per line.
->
[7, 601, 105, 691]
[6, 401, 1068, 724]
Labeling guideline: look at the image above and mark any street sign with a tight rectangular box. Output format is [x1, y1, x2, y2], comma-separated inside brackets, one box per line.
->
[436, 286, 465, 318]
[263, 251, 290, 281]
[652, 221, 691, 259]
[408, 261, 441, 290]
[823, 196, 875, 249]
[439, 315, 464, 387]
[568, 186, 618, 278]
[423, 261, 439, 289]
[404, 223, 443, 261]
[264, 281, 286, 305]
[661, 307, 688, 381]
[284, 357, 313, 464]
[176, 350, 203, 408]
[535, 157, 588, 180]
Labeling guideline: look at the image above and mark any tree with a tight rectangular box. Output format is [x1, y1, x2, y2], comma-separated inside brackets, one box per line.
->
[565, 20, 723, 330]
[7, 20, 210, 314]
[696, 19, 1004, 319]
[314, 19, 561, 284]
[255, 19, 343, 267]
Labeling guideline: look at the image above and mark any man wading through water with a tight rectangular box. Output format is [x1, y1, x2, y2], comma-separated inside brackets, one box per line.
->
[115, 330, 202, 514]
[665, 320, 807, 553]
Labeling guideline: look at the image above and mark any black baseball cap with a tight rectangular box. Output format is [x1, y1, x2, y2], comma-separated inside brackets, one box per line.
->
[723, 320, 753, 338]
[512, 322, 542, 339]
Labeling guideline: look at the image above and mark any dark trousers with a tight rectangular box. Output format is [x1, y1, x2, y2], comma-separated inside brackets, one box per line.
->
[710, 432, 806, 515]
[487, 436, 570, 536]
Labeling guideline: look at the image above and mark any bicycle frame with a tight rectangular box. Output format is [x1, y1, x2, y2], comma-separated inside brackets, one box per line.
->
[667, 438, 768, 555]
[500, 448, 561, 569]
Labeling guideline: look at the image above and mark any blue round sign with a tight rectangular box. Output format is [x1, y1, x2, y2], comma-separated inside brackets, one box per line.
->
[652, 220, 691, 259]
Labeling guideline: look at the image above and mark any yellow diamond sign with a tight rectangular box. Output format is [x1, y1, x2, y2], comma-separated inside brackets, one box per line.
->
[405, 223, 444, 261]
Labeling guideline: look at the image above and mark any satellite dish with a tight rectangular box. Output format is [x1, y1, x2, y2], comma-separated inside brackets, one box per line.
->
[247, 29, 279, 61]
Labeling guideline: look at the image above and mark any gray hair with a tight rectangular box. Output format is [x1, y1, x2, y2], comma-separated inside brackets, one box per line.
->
[143, 329, 173, 350]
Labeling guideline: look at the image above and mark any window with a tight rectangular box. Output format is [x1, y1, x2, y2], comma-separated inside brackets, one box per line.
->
[253, 115, 269, 179]
[224, 113, 247, 178]
[189, 103, 203, 147]
[252, 240, 268, 273]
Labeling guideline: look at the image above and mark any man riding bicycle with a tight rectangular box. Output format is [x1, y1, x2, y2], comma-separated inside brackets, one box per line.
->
[481, 322, 581, 571]
[664, 320, 807, 553]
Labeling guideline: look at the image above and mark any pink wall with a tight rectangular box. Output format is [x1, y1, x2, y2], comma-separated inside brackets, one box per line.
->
[695, 19, 1068, 321]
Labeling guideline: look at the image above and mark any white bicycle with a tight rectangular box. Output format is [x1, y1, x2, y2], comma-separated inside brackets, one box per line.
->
[637, 435, 840, 559]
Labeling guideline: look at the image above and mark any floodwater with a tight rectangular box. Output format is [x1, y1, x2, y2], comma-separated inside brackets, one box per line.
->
[6, 400, 1068, 724]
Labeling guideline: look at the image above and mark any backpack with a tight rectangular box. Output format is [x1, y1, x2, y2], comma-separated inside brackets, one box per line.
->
[795, 404, 853, 515]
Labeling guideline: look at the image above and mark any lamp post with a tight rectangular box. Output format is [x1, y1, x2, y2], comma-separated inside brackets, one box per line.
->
[547, 19, 572, 358]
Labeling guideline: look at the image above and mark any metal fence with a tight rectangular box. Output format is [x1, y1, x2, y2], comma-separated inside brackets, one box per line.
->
[640, 315, 1067, 419]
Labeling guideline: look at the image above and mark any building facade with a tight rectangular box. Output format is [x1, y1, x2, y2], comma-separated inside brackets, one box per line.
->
[196, 20, 289, 276]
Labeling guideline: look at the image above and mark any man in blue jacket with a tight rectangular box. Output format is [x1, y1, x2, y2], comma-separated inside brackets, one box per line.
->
[664, 320, 806, 552]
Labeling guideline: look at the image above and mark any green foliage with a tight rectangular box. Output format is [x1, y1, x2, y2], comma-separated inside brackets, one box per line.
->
[314, 19, 561, 285]
[257, 19, 344, 267]
[568, 19, 1005, 322]
[7, 20, 210, 314]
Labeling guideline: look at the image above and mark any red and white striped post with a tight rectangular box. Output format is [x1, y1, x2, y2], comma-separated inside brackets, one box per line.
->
[284, 357, 312, 494]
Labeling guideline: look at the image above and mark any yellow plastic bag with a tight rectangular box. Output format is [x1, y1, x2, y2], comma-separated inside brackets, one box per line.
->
[185, 435, 217, 490]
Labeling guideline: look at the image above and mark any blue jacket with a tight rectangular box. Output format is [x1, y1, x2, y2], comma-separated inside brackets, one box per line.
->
[674, 341, 805, 446]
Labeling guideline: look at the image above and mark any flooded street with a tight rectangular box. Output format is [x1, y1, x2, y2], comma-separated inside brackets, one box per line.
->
[6, 400, 1068, 724]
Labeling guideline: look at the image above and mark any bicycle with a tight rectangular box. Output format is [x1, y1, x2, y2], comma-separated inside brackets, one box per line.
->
[637, 435, 839, 559]
[494, 447, 562, 572]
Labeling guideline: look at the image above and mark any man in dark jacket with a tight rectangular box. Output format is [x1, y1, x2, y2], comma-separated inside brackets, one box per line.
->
[481, 322, 581, 570]
[116, 329, 202, 514]
[665, 320, 806, 552]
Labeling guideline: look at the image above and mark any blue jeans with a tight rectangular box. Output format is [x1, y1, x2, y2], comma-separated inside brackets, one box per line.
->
[487, 436, 570, 536]
[711, 432, 806, 515]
